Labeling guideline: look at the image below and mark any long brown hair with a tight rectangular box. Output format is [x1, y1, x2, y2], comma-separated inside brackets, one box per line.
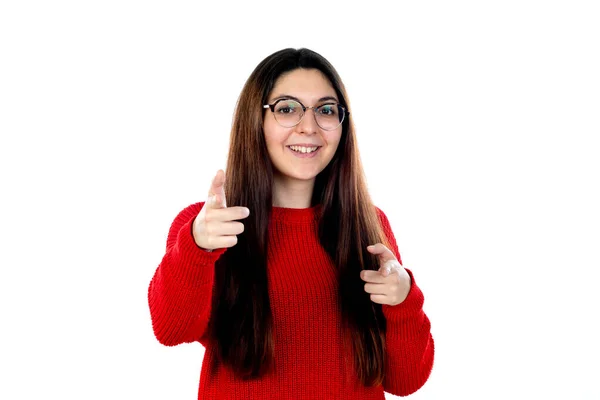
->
[207, 48, 393, 386]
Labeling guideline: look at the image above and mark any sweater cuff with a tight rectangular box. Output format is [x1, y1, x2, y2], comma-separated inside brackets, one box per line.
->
[167, 217, 227, 286]
[382, 269, 426, 332]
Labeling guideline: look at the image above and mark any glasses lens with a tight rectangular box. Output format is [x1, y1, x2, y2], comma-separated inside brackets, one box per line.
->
[273, 100, 303, 127]
[315, 103, 345, 130]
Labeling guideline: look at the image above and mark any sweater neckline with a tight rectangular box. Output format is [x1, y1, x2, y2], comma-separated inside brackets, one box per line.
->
[271, 204, 322, 224]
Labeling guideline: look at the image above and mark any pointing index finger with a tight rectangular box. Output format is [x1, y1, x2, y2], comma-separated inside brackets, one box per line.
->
[360, 270, 387, 283]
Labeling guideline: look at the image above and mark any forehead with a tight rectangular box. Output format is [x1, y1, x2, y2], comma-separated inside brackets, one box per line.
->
[269, 68, 337, 102]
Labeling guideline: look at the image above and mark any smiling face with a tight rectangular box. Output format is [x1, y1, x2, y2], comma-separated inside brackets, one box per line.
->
[263, 68, 343, 187]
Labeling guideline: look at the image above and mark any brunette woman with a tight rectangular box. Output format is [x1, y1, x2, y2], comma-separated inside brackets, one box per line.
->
[148, 48, 434, 399]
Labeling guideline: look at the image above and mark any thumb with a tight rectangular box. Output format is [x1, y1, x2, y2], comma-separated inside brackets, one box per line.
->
[208, 169, 227, 208]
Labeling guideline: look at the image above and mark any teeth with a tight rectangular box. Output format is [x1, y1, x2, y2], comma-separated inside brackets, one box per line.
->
[290, 146, 318, 153]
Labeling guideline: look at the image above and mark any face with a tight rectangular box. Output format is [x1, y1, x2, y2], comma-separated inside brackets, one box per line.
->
[263, 68, 343, 185]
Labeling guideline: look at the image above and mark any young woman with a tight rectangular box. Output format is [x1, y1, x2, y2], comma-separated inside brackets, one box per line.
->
[148, 48, 434, 399]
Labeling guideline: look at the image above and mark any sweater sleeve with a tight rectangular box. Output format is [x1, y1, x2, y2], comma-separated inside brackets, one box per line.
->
[375, 207, 435, 397]
[147, 202, 227, 346]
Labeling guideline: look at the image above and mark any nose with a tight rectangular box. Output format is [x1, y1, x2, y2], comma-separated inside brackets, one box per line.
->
[297, 108, 319, 134]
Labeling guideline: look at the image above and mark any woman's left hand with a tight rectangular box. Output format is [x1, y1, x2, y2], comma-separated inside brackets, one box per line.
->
[361, 243, 412, 306]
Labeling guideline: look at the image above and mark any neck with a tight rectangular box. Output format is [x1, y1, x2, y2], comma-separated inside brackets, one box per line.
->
[272, 174, 315, 208]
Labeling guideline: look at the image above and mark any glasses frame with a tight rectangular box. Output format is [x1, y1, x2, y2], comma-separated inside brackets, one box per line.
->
[263, 98, 350, 131]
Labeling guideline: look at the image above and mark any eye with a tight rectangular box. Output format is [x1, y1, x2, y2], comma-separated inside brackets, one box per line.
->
[318, 104, 338, 116]
[274, 100, 301, 114]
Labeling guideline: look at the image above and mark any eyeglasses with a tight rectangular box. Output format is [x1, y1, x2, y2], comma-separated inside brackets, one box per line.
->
[263, 98, 349, 131]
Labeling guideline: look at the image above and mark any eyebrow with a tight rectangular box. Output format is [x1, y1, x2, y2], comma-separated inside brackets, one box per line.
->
[269, 94, 339, 104]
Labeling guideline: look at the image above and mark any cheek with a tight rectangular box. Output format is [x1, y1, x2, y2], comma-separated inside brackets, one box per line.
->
[263, 121, 290, 147]
[325, 130, 343, 150]
[262, 121, 277, 148]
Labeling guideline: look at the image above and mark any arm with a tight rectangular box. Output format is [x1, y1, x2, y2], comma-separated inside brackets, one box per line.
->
[147, 202, 227, 346]
[376, 207, 435, 396]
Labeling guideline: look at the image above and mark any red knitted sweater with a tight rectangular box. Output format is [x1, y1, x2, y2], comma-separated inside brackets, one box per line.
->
[148, 202, 434, 399]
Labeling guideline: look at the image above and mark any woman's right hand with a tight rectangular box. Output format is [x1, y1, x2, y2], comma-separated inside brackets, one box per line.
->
[192, 169, 250, 251]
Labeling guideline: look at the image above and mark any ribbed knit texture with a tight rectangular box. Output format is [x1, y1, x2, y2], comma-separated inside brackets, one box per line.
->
[148, 202, 434, 399]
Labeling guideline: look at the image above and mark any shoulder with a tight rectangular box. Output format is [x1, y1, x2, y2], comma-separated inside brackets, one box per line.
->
[373, 205, 395, 239]
[373, 205, 402, 262]
[373, 205, 392, 228]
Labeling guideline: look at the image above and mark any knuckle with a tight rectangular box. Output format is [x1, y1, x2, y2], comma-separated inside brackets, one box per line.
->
[237, 222, 245, 233]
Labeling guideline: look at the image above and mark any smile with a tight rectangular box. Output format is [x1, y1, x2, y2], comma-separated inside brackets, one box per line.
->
[287, 145, 322, 158]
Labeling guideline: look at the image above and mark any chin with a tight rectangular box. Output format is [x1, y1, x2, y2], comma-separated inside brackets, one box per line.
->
[280, 170, 319, 182]
[294, 175, 317, 182]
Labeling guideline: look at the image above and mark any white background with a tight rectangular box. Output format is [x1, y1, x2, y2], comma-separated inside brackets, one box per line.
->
[1, 1, 599, 399]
